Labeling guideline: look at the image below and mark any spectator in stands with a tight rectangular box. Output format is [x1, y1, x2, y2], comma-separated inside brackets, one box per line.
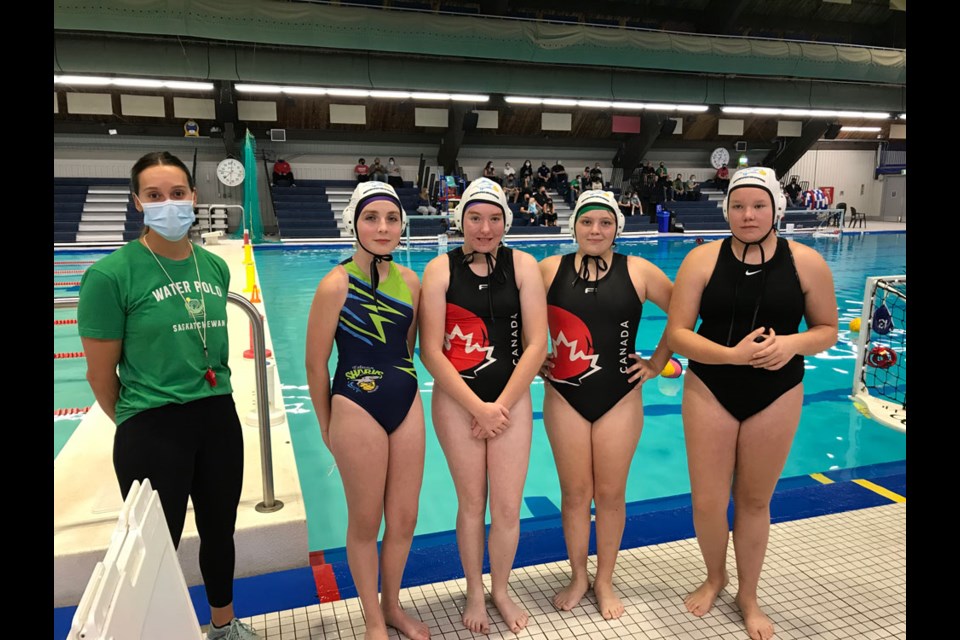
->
[590, 163, 604, 189]
[416, 187, 438, 215]
[715, 164, 730, 192]
[580, 166, 592, 191]
[618, 190, 635, 217]
[568, 174, 581, 205]
[504, 173, 520, 203]
[525, 193, 541, 226]
[655, 161, 671, 201]
[685, 174, 700, 201]
[655, 161, 670, 182]
[370, 158, 387, 182]
[503, 161, 516, 182]
[354, 158, 370, 183]
[784, 176, 803, 208]
[272, 158, 295, 187]
[386, 157, 403, 189]
[483, 161, 499, 183]
[78, 151, 261, 640]
[536, 162, 552, 189]
[520, 160, 534, 185]
[642, 160, 655, 177]
[541, 198, 558, 227]
[534, 185, 550, 208]
[551, 161, 568, 195]
[629, 190, 642, 217]
[672, 174, 685, 202]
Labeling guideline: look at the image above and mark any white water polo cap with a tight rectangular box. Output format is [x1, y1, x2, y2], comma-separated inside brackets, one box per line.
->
[569, 189, 624, 240]
[452, 177, 512, 234]
[341, 181, 407, 236]
[722, 167, 787, 225]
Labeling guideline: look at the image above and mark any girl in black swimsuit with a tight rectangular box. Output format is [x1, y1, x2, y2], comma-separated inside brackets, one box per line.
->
[666, 167, 839, 640]
[419, 178, 548, 635]
[539, 190, 674, 619]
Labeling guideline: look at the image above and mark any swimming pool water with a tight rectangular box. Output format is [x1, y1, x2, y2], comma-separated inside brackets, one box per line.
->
[254, 233, 908, 552]
[54, 251, 111, 458]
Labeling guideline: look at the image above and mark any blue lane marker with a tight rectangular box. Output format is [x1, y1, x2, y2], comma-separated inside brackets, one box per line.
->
[189, 566, 318, 624]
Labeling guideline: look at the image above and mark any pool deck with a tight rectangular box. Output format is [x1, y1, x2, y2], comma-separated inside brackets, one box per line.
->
[53, 238, 309, 608]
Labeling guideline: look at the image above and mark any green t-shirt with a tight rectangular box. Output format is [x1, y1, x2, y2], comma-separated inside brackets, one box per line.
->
[77, 240, 233, 425]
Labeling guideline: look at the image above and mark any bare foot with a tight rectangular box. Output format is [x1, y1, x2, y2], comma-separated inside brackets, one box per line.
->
[491, 592, 529, 634]
[461, 590, 490, 634]
[593, 580, 625, 620]
[383, 604, 431, 640]
[737, 594, 775, 640]
[362, 624, 389, 640]
[553, 574, 589, 611]
[684, 572, 729, 617]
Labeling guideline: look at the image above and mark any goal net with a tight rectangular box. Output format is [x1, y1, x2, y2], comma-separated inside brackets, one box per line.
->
[852, 275, 906, 433]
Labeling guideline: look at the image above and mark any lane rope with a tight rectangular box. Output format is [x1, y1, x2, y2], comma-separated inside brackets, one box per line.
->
[54, 406, 90, 417]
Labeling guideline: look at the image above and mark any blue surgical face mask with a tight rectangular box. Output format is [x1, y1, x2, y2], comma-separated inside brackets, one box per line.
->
[141, 199, 195, 241]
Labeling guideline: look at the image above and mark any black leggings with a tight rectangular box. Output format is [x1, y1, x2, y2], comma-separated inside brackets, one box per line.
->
[114, 394, 244, 608]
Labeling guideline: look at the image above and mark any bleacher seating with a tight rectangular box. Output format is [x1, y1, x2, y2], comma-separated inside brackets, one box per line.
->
[54, 178, 135, 243]
[271, 180, 418, 240]
[665, 199, 727, 231]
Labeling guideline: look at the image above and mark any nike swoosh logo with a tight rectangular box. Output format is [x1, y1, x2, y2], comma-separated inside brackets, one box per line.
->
[745, 269, 762, 276]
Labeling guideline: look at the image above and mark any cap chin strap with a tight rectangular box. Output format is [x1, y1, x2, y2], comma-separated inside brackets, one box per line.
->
[463, 245, 506, 323]
[573, 253, 609, 295]
[356, 238, 393, 304]
[726, 221, 776, 347]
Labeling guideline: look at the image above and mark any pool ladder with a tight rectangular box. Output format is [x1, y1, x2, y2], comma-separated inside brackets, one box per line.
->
[54, 293, 284, 513]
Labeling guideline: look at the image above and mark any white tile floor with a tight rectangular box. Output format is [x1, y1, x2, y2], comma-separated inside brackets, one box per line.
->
[228, 503, 905, 639]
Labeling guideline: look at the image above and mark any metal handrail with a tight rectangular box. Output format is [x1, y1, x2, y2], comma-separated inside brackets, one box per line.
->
[53, 294, 282, 513]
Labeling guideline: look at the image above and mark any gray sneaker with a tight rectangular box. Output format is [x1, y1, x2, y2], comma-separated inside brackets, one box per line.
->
[206, 618, 261, 640]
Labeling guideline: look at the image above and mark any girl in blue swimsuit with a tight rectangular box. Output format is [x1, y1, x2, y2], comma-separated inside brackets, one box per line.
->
[305, 182, 430, 640]
[666, 167, 838, 640]
[538, 190, 674, 620]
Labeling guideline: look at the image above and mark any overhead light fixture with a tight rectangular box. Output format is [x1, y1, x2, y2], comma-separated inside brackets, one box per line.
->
[54, 75, 213, 90]
[233, 84, 488, 102]
[841, 126, 882, 132]
[281, 86, 328, 96]
[370, 90, 412, 99]
[410, 92, 451, 100]
[505, 96, 543, 105]
[577, 100, 612, 108]
[55, 75, 113, 86]
[721, 106, 891, 119]
[898, 113, 906, 120]
[112, 78, 164, 88]
[326, 88, 370, 97]
[504, 96, 706, 111]
[235, 84, 283, 93]
[107, 129, 118, 135]
[451, 94, 489, 102]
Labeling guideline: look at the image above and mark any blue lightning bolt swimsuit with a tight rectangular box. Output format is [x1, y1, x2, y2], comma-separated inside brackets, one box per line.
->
[330, 259, 418, 434]
[545, 252, 643, 422]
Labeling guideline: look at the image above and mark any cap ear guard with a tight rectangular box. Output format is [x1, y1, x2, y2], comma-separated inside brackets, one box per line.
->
[569, 189, 624, 240]
[721, 167, 787, 224]
[452, 178, 512, 234]
[342, 180, 407, 235]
